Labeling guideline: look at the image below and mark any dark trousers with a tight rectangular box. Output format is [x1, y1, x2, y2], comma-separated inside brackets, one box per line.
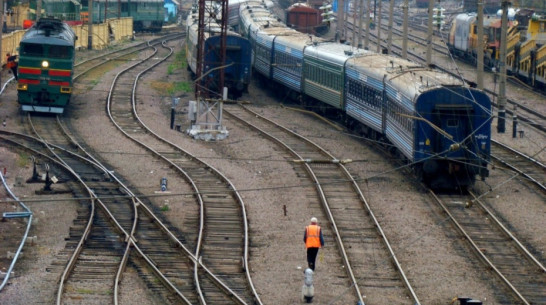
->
[306, 247, 319, 270]
[10, 67, 17, 80]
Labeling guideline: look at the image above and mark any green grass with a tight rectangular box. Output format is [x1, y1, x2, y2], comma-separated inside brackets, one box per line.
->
[168, 50, 187, 75]
[167, 81, 192, 95]
[16, 152, 29, 167]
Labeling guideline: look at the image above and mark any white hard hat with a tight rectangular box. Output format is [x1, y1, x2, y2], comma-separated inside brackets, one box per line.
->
[310, 217, 317, 223]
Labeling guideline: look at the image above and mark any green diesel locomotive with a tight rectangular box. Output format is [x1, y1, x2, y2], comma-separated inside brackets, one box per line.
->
[17, 17, 77, 114]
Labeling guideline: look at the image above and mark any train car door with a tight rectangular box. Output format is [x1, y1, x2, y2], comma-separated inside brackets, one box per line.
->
[433, 105, 474, 160]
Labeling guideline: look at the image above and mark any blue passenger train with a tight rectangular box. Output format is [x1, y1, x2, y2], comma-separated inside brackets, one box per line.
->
[238, 0, 492, 188]
[185, 6, 252, 98]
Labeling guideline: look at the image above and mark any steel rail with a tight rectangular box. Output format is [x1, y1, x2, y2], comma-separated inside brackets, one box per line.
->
[0, 172, 33, 292]
[105, 40, 254, 303]
[25, 114, 131, 305]
[468, 190, 546, 273]
[226, 104, 421, 304]
[131, 40, 261, 305]
[24, 115, 194, 304]
[491, 139, 546, 192]
[428, 190, 530, 304]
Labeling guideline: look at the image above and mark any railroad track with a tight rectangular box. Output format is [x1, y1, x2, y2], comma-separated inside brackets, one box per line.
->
[224, 104, 420, 304]
[429, 190, 546, 304]
[1, 34, 252, 304]
[73, 33, 184, 81]
[105, 37, 260, 304]
[491, 139, 546, 192]
[0, 129, 127, 303]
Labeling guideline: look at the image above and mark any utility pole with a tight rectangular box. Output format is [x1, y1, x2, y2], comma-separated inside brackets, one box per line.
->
[338, 0, 345, 42]
[426, 0, 434, 66]
[88, 0, 93, 49]
[352, 9, 356, 46]
[188, 0, 229, 140]
[36, 0, 42, 19]
[477, 1, 484, 89]
[357, 0, 363, 48]
[497, 1, 509, 133]
[365, 0, 370, 49]
[387, 0, 394, 54]
[402, 0, 408, 59]
[376, 0, 381, 53]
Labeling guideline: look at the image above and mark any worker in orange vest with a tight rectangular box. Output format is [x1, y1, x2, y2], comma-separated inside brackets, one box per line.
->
[6, 53, 18, 80]
[303, 217, 324, 271]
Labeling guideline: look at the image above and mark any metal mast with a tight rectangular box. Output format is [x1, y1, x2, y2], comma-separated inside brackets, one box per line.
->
[190, 0, 229, 140]
[196, 0, 227, 98]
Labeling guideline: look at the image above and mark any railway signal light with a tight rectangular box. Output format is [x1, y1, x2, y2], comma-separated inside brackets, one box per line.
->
[432, 7, 445, 30]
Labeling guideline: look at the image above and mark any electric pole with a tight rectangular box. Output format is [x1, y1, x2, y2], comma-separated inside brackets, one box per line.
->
[376, 0, 382, 53]
[402, 0, 408, 59]
[357, 0, 363, 48]
[477, 1, 484, 89]
[36, 0, 41, 19]
[365, 0, 370, 49]
[387, 0, 394, 54]
[88, 0, 93, 49]
[426, 0, 434, 66]
[497, 1, 510, 133]
[188, 0, 229, 140]
[338, 0, 345, 42]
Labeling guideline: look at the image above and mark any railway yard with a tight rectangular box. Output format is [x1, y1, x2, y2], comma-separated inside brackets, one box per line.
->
[1, 2, 545, 305]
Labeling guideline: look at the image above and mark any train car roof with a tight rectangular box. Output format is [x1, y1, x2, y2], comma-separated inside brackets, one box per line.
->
[304, 42, 369, 64]
[274, 32, 321, 50]
[186, 12, 241, 38]
[347, 53, 465, 100]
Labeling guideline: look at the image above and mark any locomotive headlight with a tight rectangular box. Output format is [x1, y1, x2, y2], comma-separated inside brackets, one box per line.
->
[41, 60, 49, 68]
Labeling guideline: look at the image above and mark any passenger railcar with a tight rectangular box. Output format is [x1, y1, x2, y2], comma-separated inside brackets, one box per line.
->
[239, 0, 491, 188]
[186, 8, 251, 98]
[17, 18, 77, 114]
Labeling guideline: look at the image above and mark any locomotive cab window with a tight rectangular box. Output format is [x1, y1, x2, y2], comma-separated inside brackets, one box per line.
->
[20, 43, 44, 56]
[49, 45, 72, 59]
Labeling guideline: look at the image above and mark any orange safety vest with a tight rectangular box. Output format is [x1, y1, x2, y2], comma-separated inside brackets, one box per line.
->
[305, 225, 321, 249]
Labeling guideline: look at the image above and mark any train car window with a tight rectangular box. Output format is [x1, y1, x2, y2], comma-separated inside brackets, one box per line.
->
[20, 43, 44, 56]
[447, 119, 459, 127]
[49, 46, 72, 59]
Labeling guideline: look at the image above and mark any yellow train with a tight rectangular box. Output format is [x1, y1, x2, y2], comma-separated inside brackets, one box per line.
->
[448, 10, 546, 90]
